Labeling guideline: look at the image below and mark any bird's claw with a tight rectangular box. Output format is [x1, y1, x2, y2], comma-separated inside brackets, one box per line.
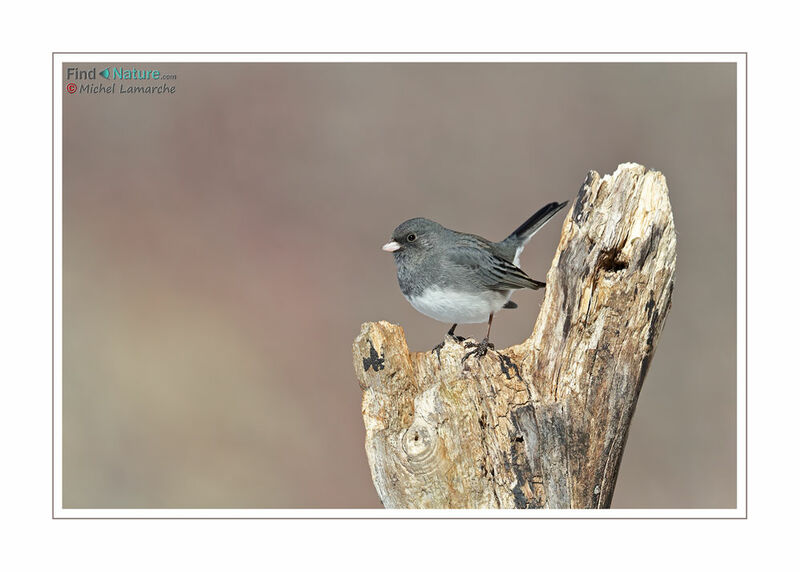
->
[432, 340, 445, 363]
[461, 337, 495, 363]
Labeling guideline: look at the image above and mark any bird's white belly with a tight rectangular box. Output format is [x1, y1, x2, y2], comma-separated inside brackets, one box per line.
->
[406, 287, 509, 324]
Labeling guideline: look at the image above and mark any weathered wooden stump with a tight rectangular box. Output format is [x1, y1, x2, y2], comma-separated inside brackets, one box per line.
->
[353, 163, 676, 508]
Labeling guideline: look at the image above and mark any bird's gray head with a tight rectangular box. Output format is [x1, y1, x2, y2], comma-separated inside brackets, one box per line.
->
[382, 218, 443, 262]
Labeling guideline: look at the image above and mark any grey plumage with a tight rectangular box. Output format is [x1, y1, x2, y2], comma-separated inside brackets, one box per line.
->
[388, 202, 567, 300]
[389, 219, 537, 299]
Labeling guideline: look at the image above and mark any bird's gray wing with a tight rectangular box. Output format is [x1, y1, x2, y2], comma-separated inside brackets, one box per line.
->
[446, 236, 545, 291]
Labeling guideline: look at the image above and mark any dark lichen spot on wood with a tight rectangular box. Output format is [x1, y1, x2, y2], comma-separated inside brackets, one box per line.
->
[498, 353, 522, 380]
[362, 340, 385, 372]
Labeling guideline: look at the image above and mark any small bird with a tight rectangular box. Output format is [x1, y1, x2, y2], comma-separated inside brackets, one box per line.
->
[382, 201, 568, 361]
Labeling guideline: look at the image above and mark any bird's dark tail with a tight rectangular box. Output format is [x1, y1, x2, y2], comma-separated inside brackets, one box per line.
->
[505, 201, 569, 244]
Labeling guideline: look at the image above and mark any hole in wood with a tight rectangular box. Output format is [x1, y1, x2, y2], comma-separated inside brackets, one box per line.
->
[598, 248, 629, 273]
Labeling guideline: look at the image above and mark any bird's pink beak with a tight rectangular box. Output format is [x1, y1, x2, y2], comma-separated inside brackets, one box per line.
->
[382, 241, 401, 252]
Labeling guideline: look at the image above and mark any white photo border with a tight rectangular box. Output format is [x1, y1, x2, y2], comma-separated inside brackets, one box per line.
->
[52, 52, 747, 519]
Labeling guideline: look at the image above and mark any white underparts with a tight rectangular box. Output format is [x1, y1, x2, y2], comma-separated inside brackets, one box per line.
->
[406, 287, 511, 324]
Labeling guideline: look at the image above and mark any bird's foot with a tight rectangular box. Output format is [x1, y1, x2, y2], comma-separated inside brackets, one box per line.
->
[461, 337, 495, 363]
[432, 335, 467, 364]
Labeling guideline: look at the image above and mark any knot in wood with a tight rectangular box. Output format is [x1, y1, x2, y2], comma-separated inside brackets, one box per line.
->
[402, 421, 439, 473]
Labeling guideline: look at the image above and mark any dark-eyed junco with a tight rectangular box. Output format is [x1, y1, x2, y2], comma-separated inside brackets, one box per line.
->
[382, 201, 568, 361]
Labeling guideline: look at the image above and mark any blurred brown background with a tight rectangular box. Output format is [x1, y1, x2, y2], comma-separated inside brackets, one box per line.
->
[62, 62, 736, 509]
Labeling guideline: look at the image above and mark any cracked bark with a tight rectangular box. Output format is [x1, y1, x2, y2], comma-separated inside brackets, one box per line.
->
[353, 163, 677, 509]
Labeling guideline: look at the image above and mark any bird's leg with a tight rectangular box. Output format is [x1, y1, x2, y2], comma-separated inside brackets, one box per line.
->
[432, 323, 465, 363]
[447, 323, 466, 343]
[462, 314, 496, 363]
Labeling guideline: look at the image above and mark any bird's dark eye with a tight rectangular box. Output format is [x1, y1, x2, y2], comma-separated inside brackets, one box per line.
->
[407, 233, 417, 242]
